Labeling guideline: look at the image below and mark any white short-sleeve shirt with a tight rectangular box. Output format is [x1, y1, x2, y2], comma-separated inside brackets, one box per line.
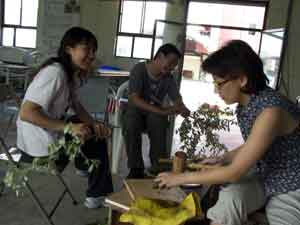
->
[17, 63, 71, 157]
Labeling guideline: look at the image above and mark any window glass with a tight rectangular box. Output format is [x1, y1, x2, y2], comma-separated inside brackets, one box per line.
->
[188, 2, 265, 29]
[133, 37, 152, 59]
[116, 36, 133, 57]
[116, 0, 167, 58]
[144, 2, 167, 34]
[2, 28, 14, 46]
[2, 0, 39, 48]
[154, 38, 163, 57]
[16, 29, 37, 48]
[156, 21, 165, 37]
[22, 0, 39, 26]
[260, 30, 284, 88]
[120, 1, 143, 33]
[4, 0, 21, 25]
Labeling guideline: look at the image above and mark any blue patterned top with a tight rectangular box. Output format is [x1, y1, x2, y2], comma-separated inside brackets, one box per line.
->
[236, 87, 300, 197]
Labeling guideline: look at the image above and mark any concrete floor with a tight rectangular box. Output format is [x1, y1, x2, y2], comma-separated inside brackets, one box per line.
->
[0, 121, 269, 225]
[0, 117, 110, 225]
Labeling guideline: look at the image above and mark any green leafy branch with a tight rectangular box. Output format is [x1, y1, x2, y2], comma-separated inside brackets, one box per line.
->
[176, 103, 236, 159]
[4, 123, 100, 196]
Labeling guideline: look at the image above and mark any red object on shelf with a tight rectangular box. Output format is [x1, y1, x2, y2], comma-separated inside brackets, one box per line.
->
[185, 39, 208, 55]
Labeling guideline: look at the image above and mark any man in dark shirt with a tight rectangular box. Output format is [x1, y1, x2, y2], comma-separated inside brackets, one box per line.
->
[123, 43, 190, 178]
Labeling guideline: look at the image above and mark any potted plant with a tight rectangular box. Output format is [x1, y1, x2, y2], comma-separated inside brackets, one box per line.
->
[176, 103, 236, 160]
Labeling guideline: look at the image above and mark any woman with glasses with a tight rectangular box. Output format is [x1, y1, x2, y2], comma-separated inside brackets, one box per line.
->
[155, 40, 300, 225]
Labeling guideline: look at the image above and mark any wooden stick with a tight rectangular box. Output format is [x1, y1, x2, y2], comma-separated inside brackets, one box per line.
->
[123, 179, 136, 202]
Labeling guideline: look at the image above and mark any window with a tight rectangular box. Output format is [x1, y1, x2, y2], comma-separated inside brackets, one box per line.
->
[1, 0, 39, 48]
[115, 0, 167, 59]
[188, 1, 266, 29]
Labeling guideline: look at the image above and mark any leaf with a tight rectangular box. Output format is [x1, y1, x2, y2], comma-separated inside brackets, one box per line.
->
[176, 104, 236, 160]
[6, 122, 101, 196]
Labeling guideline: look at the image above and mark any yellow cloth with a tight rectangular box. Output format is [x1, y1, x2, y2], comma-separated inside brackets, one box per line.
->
[120, 192, 203, 225]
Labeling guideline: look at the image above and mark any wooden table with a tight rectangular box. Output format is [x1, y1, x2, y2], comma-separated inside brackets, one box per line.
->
[108, 210, 132, 225]
[105, 179, 206, 225]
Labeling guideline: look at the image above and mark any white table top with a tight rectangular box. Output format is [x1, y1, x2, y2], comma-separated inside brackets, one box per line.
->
[96, 69, 129, 77]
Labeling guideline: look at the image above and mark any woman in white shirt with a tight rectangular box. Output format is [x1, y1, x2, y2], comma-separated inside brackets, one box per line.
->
[17, 27, 113, 208]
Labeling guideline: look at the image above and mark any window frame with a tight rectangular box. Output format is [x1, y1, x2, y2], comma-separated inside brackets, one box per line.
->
[188, 0, 269, 30]
[115, 0, 168, 60]
[186, 0, 269, 57]
[1, 0, 38, 49]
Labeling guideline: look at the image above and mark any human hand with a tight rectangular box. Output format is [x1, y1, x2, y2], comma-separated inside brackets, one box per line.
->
[70, 123, 92, 141]
[92, 121, 112, 139]
[154, 172, 185, 188]
[162, 105, 190, 118]
[179, 106, 190, 118]
[161, 106, 179, 116]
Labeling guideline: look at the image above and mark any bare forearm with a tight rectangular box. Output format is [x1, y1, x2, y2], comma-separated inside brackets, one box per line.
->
[173, 97, 190, 118]
[175, 147, 244, 185]
[222, 145, 242, 163]
[20, 106, 65, 132]
[130, 95, 163, 114]
[180, 147, 244, 185]
[72, 101, 94, 124]
[180, 165, 238, 185]
[173, 97, 184, 106]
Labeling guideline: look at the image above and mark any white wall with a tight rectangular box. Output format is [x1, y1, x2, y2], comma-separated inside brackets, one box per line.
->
[276, 0, 300, 100]
[266, 0, 289, 29]
[263, 0, 300, 99]
[80, 0, 139, 71]
[79, 0, 187, 71]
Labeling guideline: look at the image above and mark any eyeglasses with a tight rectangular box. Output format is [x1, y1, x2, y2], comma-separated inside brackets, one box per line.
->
[213, 79, 231, 89]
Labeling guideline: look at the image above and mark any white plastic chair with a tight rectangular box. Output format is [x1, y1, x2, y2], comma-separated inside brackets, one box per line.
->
[111, 81, 128, 174]
[110, 81, 151, 175]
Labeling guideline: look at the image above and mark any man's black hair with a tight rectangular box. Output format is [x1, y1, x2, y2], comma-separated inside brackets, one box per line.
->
[154, 43, 182, 60]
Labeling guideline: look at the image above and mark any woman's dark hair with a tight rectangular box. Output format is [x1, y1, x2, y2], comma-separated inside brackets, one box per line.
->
[201, 40, 269, 94]
[154, 43, 182, 60]
[36, 27, 97, 83]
